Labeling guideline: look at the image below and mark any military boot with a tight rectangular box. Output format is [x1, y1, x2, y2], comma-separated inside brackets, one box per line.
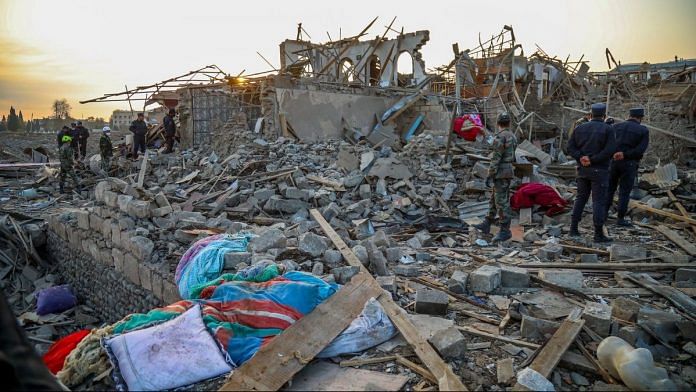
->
[593, 225, 613, 243]
[616, 215, 632, 227]
[474, 217, 492, 234]
[492, 221, 512, 243]
[569, 221, 580, 237]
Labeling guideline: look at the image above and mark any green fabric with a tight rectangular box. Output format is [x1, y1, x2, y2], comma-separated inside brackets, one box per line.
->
[187, 264, 281, 299]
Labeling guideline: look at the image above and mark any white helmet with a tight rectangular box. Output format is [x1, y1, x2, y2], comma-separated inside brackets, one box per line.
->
[102, 126, 111, 133]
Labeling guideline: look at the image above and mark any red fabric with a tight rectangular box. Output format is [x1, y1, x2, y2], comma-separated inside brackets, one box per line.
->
[453, 115, 483, 141]
[511, 183, 569, 216]
[42, 329, 91, 374]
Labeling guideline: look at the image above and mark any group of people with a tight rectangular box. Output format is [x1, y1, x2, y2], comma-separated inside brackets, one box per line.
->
[56, 109, 178, 193]
[476, 103, 649, 244]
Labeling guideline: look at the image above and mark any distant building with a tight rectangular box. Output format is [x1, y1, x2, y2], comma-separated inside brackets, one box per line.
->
[607, 58, 696, 83]
[110, 110, 138, 131]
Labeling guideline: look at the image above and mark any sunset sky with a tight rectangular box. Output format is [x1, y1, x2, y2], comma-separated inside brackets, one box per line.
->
[1, 0, 694, 120]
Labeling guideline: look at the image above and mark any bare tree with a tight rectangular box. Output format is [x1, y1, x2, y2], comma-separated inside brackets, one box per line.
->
[51, 99, 72, 119]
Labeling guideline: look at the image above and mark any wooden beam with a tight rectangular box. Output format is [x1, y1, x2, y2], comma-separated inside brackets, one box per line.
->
[667, 190, 696, 237]
[519, 262, 692, 271]
[516, 310, 584, 389]
[654, 225, 696, 256]
[309, 209, 468, 391]
[628, 200, 696, 225]
[623, 273, 696, 320]
[395, 355, 437, 384]
[219, 273, 382, 391]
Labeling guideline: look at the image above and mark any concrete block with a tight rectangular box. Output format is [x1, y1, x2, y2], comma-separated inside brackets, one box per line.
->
[127, 200, 151, 219]
[538, 269, 584, 289]
[117, 195, 133, 213]
[447, 270, 468, 294]
[130, 236, 154, 261]
[497, 358, 515, 384]
[394, 264, 420, 277]
[376, 275, 396, 294]
[299, 232, 328, 257]
[139, 264, 153, 291]
[370, 230, 390, 248]
[321, 202, 341, 221]
[469, 265, 502, 293]
[151, 272, 164, 300]
[366, 242, 389, 276]
[101, 218, 112, 241]
[610, 244, 646, 261]
[385, 247, 403, 263]
[154, 192, 170, 208]
[429, 326, 466, 359]
[332, 265, 360, 284]
[520, 315, 560, 341]
[249, 228, 286, 252]
[617, 326, 653, 346]
[123, 253, 140, 285]
[162, 281, 180, 304]
[110, 222, 121, 248]
[224, 251, 251, 269]
[579, 253, 599, 263]
[264, 196, 308, 214]
[94, 180, 111, 202]
[152, 206, 173, 217]
[416, 252, 431, 262]
[611, 296, 641, 322]
[89, 214, 103, 232]
[500, 265, 530, 288]
[103, 190, 119, 208]
[675, 268, 696, 283]
[253, 188, 275, 202]
[538, 243, 563, 261]
[100, 249, 113, 266]
[76, 210, 90, 230]
[284, 187, 310, 201]
[352, 245, 369, 266]
[311, 262, 324, 275]
[637, 306, 681, 343]
[415, 289, 448, 315]
[323, 249, 343, 266]
[359, 184, 371, 200]
[583, 301, 612, 337]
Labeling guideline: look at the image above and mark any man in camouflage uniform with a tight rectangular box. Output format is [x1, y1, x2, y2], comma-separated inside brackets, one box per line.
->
[99, 126, 113, 174]
[474, 112, 517, 242]
[58, 135, 81, 194]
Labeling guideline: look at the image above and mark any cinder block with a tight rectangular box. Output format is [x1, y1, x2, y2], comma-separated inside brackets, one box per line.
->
[415, 289, 448, 315]
[429, 326, 466, 359]
[675, 268, 696, 283]
[538, 244, 563, 261]
[610, 244, 646, 261]
[520, 315, 560, 341]
[583, 301, 612, 337]
[376, 275, 396, 294]
[76, 210, 90, 230]
[538, 269, 584, 289]
[123, 252, 140, 285]
[139, 264, 153, 291]
[394, 264, 420, 277]
[611, 296, 641, 322]
[469, 265, 501, 293]
[447, 270, 468, 294]
[500, 265, 529, 288]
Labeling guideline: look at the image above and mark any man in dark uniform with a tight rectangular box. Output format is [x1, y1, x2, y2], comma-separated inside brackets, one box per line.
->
[606, 108, 649, 226]
[474, 112, 518, 242]
[56, 125, 70, 147]
[69, 122, 80, 159]
[75, 120, 90, 160]
[567, 103, 616, 242]
[129, 113, 148, 159]
[163, 108, 177, 154]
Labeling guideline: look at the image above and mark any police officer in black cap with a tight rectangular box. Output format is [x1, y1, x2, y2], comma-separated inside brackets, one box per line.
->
[567, 103, 616, 242]
[606, 107, 649, 226]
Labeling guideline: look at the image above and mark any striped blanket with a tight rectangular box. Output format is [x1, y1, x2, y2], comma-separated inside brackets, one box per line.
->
[113, 264, 338, 366]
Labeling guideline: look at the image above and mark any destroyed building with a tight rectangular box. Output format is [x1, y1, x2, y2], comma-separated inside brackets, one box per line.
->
[1, 18, 696, 392]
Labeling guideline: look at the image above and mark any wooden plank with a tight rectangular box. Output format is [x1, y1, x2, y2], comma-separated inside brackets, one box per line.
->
[654, 225, 696, 256]
[309, 209, 468, 391]
[340, 355, 399, 367]
[219, 273, 382, 391]
[527, 310, 585, 379]
[667, 190, 696, 237]
[286, 361, 409, 391]
[558, 243, 610, 256]
[136, 150, 148, 188]
[624, 272, 696, 319]
[306, 174, 346, 191]
[628, 200, 696, 225]
[395, 355, 437, 384]
[457, 325, 596, 374]
[519, 262, 692, 271]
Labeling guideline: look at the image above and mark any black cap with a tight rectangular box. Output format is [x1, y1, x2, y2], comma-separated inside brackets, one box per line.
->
[70, 122, 77, 127]
[168, 108, 176, 115]
[497, 112, 511, 123]
[591, 103, 607, 117]
[77, 121, 82, 125]
[629, 107, 644, 117]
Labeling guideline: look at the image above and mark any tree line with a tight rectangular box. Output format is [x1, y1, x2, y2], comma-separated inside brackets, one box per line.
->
[0, 98, 74, 132]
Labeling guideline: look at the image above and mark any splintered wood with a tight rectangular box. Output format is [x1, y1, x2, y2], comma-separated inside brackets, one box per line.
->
[309, 209, 468, 391]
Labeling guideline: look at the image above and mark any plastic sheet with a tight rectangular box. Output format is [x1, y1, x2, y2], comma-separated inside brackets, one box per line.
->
[597, 336, 676, 391]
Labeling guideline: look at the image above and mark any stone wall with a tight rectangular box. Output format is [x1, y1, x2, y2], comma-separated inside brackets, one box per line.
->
[45, 177, 183, 322]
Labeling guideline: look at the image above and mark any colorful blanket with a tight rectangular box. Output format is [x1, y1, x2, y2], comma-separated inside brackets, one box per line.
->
[175, 233, 255, 299]
[114, 264, 338, 366]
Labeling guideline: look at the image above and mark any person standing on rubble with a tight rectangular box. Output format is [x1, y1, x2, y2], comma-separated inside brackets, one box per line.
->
[75, 120, 90, 160]
[605, 107, 649, 227]
[129, 113, 148, 159]
[163, 108, 177, 154]
[56, 125, 71, 148]
[567, 103, 616, 242]
[474, 112, 517, 242]
[100, 126, 113, 175]
[69, 122, 80, 159]
[58, 134, 81, 194]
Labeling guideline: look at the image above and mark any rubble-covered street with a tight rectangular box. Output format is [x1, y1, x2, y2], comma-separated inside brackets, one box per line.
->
[1, 12, 696, 392]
